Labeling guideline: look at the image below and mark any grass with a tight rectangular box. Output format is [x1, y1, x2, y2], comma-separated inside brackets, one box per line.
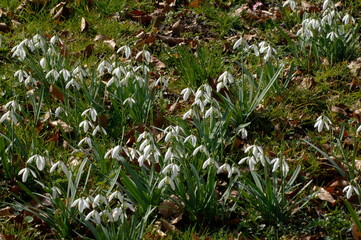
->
[0, 0, 361, 239]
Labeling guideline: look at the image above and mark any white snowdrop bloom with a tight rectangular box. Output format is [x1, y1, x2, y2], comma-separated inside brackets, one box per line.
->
[136, 50, 151, 63]
[112, 67, 123, 79]
[117, 45, 132, 59]
[71, 197, 90, 213]
[270, 157, 289, 175]
[181, 88, 193, 101]
[233, 37, 249, 50]
[79, 120, 94, 133]
[14, 70, 28, 83]
[184, 135, 197, 147]
[97, 60, 112, 75]
[32, 34, 45, 51]
[111, 145, 122, 160]
[202, 157, 219, 169]
[123, 97, 136, 107]
[217, 163, 232, 178]
[238, 156, 258, 171]
[59, 69, 71, 81]
[139, 139, 149, 152]
[314, 115, 332, 132]
[27, 154, 46, 171]
[0, 112, 10, 123]
[357, 125, 361, 134]
[193, 145, 208, 156]
[309, 19, 320, 30]
[51, 187, 62, 199]
[24, 75, 36, 88]
[55, 107, 63, 118]
[78, 137, 92, 148]
[183, 109, 193, 120]
[162, 163, 180, 178]
[81, 108, 98, 122]
[282, 0, 296, 11]
[343, 184, 360, 199]
[85, 210, 101, 224]
[108, 191, 123, 202]
[65, 78, 81, 90]
[11, 43, 27, 60]
[216, 81, 224, 92]
[93, 194, 108, 207]
[238, 128, 248, 139]
[40, 57, 47, 69]
[218, 71, 234, 86]
[158, 176, 175, 190]
[164, 148, 173, 162]
[92, 125, 107, 136]
[72, 66, 87, 81]
[18, 168, 37, 182]
[5, 100, 21, 111]
[342, 13, 355, 25]
[326, 31, 338, 41]
[322, 0, 331, 11]
[112, 207, 124, 221]
[46, 69, 60, 81]
[50, 161, 68, 175]
[245, 145, 264, 159]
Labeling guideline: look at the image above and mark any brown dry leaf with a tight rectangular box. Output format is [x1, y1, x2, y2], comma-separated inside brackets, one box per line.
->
[159, 35, 183, 45]
[243, 34, 256, 41]
[50, 2, 67, 15]
[49, 120, 73, 132]
[0, 23, 10, 32]
[0, 206, 12, 217]
[329, 178, 348, 188]
[94, 34, 107, 41]
[348, 58, 361, 77]
[172, 20, 183, 36]
[0, 233, 17, 240]
[104, 39, 117, 50]
[158, 199, 180, 218]
[80, 17, 89, 33]
[188, 0, 200, 8]
[298, 77, 314, 90]
[151, 56, 166, 70]
[352, 224, 361, 240]
[301, 1, 320, 13]
[159, 218, 180, 233]
[331, 104, 351, 117]
[49, 85, 64, 102]
[233, 4, 249, 17]
[317, 187, 336, 206]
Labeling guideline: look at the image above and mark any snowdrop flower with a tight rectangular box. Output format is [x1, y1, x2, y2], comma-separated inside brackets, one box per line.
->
[164, 148, 174, 162]
[326, 32, 338, 41]
[65, 78, 81, 90]
[343, 184, 360, 199]
[112, 207, 124, 221]
[81, 108, 98, 122]
[181, 88, 193, 101]
[51, 186, 62, 199]
[79, 120, 94, 133]
[18, 168, 37, 182]
[46, 69, 60, 81]
[117, 45, 132, 59]
[161, 163, 180, 178]
[11, 42, 27, 60]
[204, 106, 221, 119]
[183, 108, 194, 120]
[78, 137, 92, 148]
[233, 37, 249, 50]
[72, 66, 87, 81]
[40, 57, 47, 69]
[184, 135, 197, 147]
[136, 50, 151, 63]
[322, 0, 331, 11]
[27, 154, 46, 171]
[283, 0, 296, 11]
[342, 13, 355, 25]
[50, 35, 63, 45]
[270, 157, 289, 175]
[202, 157, 219, 169]
[24, 75, 36, 87]
[93, 194, 108, 207]
[54, 107, 63, 118]
[14, 70, 28, 83]
[217, 71, 234, 92]
[238, 128, 248, 139]
[123, 97, 136, 107]
[92, 125, 107, 136]
[108, 190, 123, 202]
[85, 210, 101, 224]
[314, 115, 332, 132]
[104, 145, 122, 160]
[193, 145, 208, 156]
[158, 176, 175, 190]
[59, 69, 71, 81]
[357, 125, 361, 134]
[32, 34, 45, 51]
[71, 197, 90, 213]
[50, 161, 68, 175]
[97, 60, 112, 75]
[238, 156, 258, 170]
[217, 163, 232, 178]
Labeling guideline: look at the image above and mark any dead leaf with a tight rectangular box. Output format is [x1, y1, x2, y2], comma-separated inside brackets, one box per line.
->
[94, 34, 107, 41]
[159, 218, 180, 232]
[80, 17, 88, 33]
[317, 187, 336, 206]
[104, 39, 117, 50]
[352, 223, 361, 240]
[151, 56, 166, 70]
[49, 85, 64, 102]
[348, 58, 361, 77]
[172, 20, 183, 36]
[50, 2, 66, 16]
[0, 23, 11, 32]
[0, 233, 17, 240]
[188, 0, 200, 8]
[49, 120, 73, 132]
[0, 206, 12, 217]
[159, 35, 183, 45]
